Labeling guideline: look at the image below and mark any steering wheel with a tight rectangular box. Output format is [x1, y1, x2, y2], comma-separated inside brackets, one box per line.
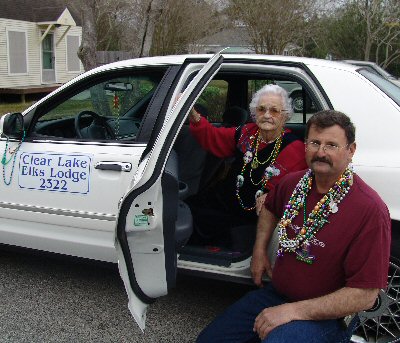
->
[75, 110, 116, 140]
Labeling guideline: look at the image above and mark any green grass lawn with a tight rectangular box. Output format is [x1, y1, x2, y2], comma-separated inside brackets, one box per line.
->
[0, 102, 34, 116]
[0, 101, 34, 116]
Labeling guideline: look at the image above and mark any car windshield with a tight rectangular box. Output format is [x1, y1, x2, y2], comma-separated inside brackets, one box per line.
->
[359, 69, 400, 107]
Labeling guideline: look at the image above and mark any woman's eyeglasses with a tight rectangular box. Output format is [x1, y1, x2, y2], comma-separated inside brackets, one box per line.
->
[256, 105, 286, 117]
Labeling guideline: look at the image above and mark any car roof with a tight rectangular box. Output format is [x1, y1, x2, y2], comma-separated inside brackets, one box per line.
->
[90, 53, 358, 75]
[25, 54, 357, 114]
[342, 59, 376, 66]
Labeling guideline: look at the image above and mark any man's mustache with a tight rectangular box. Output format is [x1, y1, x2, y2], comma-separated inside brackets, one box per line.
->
[311, 157, 332, 166]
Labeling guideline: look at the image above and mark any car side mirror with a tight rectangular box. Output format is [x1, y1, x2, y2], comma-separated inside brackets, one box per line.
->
[0, 112, 24, 139]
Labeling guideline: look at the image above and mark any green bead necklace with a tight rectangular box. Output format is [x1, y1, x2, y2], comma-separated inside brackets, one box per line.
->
[2, 131, 25, 186]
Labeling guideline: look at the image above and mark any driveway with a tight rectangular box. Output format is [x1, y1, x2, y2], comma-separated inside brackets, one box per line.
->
[0, 249, 254, 343]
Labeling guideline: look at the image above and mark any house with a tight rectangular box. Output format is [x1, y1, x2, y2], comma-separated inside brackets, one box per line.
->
[190, 25, 301, 56]
[190, 26, 255, 54]
[0, 0, 83, 102]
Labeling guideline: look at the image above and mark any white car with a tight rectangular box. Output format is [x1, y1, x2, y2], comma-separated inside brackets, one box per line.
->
[0, 52, 399, 342]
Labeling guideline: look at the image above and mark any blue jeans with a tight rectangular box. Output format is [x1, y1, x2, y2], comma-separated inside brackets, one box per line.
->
[197, 284, 356, 343]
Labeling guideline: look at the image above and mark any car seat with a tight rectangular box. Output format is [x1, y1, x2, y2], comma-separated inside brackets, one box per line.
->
[174, 104, 209, 199]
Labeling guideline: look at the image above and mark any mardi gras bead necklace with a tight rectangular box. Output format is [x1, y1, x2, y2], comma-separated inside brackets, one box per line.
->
[251, 133, 281, 169]
[113, 93, 120, 138]
[249, 134, 282, 186]
[235, 129, 284, 211]
[277, 166, 353, 264]
[2, 131, 26, 186]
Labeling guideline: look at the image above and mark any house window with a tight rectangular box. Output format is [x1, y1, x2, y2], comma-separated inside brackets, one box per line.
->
[67, 35, 81, 72]
[42, 33, 54, 70]
[7, 30, 28, 74]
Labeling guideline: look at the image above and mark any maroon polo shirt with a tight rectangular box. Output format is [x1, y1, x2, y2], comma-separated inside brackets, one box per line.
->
[265, 170, 391, 301]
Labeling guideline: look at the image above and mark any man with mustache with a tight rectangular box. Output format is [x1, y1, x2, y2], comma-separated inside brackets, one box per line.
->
[197, 110, 391, 343]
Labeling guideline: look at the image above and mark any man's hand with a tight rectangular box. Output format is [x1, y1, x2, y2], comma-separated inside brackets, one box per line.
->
[253, 304, 295, 340]
[252, 287, 379, 340]
[256, 194, 267, 216]
[251, 207, 277, 286]
[251, 246, 272, 287]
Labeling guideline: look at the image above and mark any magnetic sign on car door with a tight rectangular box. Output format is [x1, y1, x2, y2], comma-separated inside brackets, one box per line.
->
[18, 152, 91, 194]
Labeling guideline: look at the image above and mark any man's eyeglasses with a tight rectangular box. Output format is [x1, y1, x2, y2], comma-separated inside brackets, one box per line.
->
[256, 105, 286, 117]
[305, 141, 349, 153]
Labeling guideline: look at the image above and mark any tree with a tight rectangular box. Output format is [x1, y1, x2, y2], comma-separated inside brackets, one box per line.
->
[376, 20, 400, 69]
[311, 3, 366, 60]
[313, 0, 400, 69]
[151, 0, 224, 55]
[352, 0, 400, 63]
[95, 0, 134, 51]
[74, 0, 167, 70]
[226, 0, 318, 55]
[353, 0, 400, 67]
[76, 0, 98, 71]
[135, 0, 166, 57]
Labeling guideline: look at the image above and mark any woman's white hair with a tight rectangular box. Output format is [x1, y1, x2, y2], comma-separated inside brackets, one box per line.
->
[249, 84, 293, 122]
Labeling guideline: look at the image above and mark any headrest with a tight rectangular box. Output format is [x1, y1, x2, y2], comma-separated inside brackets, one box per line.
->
[194, 103, 209, 118]
[222, 106, 249, 127]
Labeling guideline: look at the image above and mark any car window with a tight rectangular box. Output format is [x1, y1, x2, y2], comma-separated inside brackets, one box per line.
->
[248, 79, 318, 123]
[193, 74, 319, 127]
[33, 72, 164, 141]
[358, 65, 382, 77]
[197, 79, 228, 122]
[359, 69, 400, 107]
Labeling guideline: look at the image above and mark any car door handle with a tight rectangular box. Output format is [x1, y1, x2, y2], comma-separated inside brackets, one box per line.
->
[95, 162, 132, 172]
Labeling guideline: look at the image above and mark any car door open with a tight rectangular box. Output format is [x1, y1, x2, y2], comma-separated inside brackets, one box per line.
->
[115, 52, 223, 330]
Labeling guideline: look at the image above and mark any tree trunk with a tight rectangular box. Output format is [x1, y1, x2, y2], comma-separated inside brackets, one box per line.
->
[139, 0, 165, 57]
[77, 0, 98, 71]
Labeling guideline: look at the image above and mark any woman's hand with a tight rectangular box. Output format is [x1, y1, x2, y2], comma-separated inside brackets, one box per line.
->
[189, 107, 201, 124]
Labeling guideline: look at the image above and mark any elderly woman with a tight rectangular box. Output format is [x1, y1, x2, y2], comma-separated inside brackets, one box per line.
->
[188, 84, 307, 249]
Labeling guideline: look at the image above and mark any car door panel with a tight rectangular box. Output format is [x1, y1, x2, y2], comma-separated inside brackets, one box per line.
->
[0, 140, 145, 260]
[0, 67, 179, 261]
[115, 53, 224, 330]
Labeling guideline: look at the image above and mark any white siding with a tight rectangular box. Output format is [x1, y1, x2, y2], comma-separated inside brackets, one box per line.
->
[0, 18, 82, 89]
[0, 19, 41, 88]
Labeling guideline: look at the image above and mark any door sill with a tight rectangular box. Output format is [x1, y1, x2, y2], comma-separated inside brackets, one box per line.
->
[178, 244, 251, 266]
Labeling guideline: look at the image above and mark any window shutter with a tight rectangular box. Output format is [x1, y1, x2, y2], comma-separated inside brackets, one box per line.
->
[8, 30, 28, 74]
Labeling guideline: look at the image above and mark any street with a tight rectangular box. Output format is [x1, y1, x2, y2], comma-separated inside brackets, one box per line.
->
[0, 249, 254, 343]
